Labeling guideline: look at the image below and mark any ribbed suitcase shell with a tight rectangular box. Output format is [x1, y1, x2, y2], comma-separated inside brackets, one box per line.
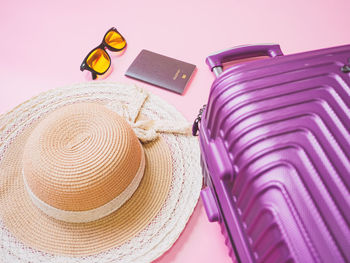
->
[199, 44, 350, 263]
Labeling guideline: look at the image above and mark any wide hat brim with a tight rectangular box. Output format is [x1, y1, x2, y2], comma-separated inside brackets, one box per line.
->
[0, 82, 201, 262]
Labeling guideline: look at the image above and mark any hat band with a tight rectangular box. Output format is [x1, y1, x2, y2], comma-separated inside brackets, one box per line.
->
[22, 151, 146, 223]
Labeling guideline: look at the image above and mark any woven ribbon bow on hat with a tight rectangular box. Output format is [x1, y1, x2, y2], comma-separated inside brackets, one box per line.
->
[106, 87, 192, 143]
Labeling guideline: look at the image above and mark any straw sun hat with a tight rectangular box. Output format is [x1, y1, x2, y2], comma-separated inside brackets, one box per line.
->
[0, 82, 201, 263]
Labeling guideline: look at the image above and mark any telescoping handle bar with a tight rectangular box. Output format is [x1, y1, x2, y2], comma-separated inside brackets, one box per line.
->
[206, 44, 284, 77]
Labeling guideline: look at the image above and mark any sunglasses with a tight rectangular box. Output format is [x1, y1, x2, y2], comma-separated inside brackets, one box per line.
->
[80, 27, 127, 80]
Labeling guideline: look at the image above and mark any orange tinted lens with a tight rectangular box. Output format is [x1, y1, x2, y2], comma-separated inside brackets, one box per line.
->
[105, 30, 126, 50]
[86, 48, 110, 74]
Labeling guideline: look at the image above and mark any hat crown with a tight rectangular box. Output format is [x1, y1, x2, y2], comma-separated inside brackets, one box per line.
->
[23, 103, 143, 212]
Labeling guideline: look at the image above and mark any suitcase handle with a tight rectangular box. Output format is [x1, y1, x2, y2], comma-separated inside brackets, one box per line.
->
[206, 44, 284, 76]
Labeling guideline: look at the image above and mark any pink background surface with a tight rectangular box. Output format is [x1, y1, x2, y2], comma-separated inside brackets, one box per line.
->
[1, 1, 349, 262]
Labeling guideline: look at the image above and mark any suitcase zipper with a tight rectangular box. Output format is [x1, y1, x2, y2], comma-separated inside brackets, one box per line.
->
[192, 104, 207, 136]
[341, 64, 350, 73]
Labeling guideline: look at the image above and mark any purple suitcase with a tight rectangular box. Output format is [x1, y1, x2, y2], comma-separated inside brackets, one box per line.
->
[195, 44, 350, 263]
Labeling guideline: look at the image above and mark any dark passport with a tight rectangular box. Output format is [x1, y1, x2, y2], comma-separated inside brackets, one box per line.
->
[125, 50, 196, 95]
